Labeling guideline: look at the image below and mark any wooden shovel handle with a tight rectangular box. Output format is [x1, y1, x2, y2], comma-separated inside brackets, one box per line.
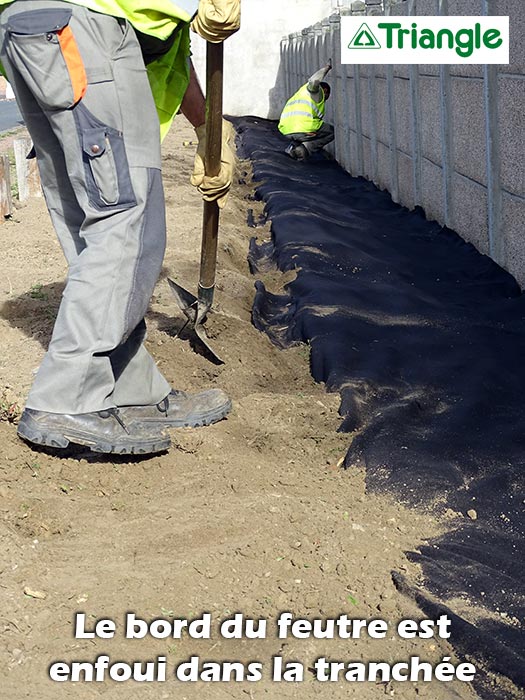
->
[199, 41, 223, 298]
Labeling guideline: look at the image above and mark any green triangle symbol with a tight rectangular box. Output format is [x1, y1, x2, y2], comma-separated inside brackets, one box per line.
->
[348, 22, 381, 49]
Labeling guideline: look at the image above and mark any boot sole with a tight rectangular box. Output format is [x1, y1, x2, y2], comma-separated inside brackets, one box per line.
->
[17, 422, 170, 455]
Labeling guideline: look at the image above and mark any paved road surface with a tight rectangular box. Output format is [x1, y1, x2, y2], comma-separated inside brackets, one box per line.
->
[0, 99, 23, 133]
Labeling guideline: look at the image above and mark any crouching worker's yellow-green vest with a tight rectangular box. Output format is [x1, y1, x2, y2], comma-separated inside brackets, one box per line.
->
[278, 83, 326, 135]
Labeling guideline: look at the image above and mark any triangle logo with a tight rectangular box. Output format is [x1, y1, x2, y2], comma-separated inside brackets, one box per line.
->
[348, 22, 381, 49]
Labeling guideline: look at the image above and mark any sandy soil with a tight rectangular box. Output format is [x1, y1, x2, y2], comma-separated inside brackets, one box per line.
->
[0, 117, 479, 699]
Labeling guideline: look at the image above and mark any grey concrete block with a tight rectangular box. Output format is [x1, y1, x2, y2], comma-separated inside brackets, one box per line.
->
[447, 0, 483, 15]
[413, 0, 438, 16]
[450, 77, 487, 186]
[376, 141, 393, 192]
[362, 135, 374, 179]
[449, 63, 485, 79]
[397, 150, 416, 210]
[389, 2, 409, 15]
[375, 78, 390, 144]
[393, 77, 413, 154]
[442, 0, 484, 77]
[499, 76, 525, 197]
[419, 76, 443, 165]
[340, 74, 356, 124]
[493, 0, 525, 76]
[502, 192, 525, 287]
[373, 63, 388, 79]
[360, 77, 372, 138]
[419, 64, 440, 77]
[393, 63, 410, 79]
[414, 0, 439, 76]
[421, 157, 445, 223]
[348, 129, 361, 175]
[450, 174, 490, 256]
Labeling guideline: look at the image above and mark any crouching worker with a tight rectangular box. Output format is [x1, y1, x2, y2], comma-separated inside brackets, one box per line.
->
[278, 60, 334, 161]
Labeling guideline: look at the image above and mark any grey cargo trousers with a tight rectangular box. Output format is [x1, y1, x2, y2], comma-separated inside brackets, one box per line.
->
[0, 0, 172, 413]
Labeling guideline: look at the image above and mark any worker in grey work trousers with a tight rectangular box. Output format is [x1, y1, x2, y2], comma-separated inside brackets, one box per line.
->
[0, 0, 240, 455]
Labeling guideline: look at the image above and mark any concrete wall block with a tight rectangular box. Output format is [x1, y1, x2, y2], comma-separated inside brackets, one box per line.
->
[375, 78, 390, 144]
[393, 63, 410, 79]
[397, 150, 416, 210]
[450, 77, 487, 186]
[419, 64, 440, 77]
[348, 129, 360, 174]
[499, 76, 525, 197]
[376, 142, 393, 192]
[421, 157, 445, 223]
[449, 63, 484, 79]
[502, 193, 525, 287]
[360, 77, 372, 137]
[362, 135, 373, 180]
[393, 77, 413, 154]
[373, 63, 388, 79]
[450, 174, 490, 256]
[415, 0, 439, 78]
[447, 0, 483, 16]
[389, 2, 409, 16]
[493, 0, 525, 76]
[419, 76, 443, 165]
[413, 0, 438, 16]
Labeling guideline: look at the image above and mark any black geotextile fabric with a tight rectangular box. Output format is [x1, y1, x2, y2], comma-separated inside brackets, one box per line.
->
[233, 116, 525, 697]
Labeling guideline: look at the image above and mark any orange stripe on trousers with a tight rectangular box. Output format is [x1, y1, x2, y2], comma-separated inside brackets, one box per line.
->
[57, 25, 87, 105]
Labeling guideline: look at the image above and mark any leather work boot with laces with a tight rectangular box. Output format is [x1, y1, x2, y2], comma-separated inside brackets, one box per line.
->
[120, 389, 232, 428]
[17, 408, 170, 455]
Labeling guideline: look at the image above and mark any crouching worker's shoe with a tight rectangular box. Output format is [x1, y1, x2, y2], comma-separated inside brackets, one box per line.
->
[284, 142, 309, 161]
[120, 389, 232, 428]
[17, 408, 170, 455]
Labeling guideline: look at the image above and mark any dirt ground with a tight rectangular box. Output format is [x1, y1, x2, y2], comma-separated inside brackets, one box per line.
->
[0, 117, 480, 699]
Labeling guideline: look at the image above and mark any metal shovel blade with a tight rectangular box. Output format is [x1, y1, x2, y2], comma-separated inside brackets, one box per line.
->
[167, 277, 224, 365]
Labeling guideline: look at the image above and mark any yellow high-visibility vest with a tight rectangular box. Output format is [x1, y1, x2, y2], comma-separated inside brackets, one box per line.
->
[278, 83, 326, 135]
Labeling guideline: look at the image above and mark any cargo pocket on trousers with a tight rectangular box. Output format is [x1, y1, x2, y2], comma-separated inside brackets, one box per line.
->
[6, 8, 87, 110]
[77, 102, 136, 211]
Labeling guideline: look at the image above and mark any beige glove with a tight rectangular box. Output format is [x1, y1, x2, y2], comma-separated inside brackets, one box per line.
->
[191, 0, 241, 43]
[191, 119, 237, 208]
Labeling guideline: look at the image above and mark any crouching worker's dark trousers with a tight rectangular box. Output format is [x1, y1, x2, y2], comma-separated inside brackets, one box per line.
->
[0, 0, 171, 414]
[285, 122, 335, 155]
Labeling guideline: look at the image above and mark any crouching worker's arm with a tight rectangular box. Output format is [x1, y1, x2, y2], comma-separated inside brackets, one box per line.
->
[307, 59, 332, 99]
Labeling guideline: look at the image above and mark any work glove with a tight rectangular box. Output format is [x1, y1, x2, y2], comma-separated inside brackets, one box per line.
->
[191, 0, 241, 43]
[191, 119, 237, 208]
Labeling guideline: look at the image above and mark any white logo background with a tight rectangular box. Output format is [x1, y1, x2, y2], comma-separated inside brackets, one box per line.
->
[340, 16, 509, 64]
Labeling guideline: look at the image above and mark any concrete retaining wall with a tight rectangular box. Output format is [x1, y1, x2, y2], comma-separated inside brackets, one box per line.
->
[191, 0, 336, 119]
[280, 0, 525, 286]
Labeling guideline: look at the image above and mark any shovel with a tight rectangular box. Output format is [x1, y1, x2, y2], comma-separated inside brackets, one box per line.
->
[168, 40, 225, 364]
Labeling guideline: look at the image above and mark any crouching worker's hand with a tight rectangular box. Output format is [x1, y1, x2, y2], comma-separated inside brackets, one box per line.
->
[191, 0, 241, 43]
[191, 119, 237, 208]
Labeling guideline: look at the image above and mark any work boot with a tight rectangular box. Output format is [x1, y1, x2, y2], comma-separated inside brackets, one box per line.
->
[284, 142, 309, 161]
[120, 389, 232, 428]
[17, 408, 170, 455]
